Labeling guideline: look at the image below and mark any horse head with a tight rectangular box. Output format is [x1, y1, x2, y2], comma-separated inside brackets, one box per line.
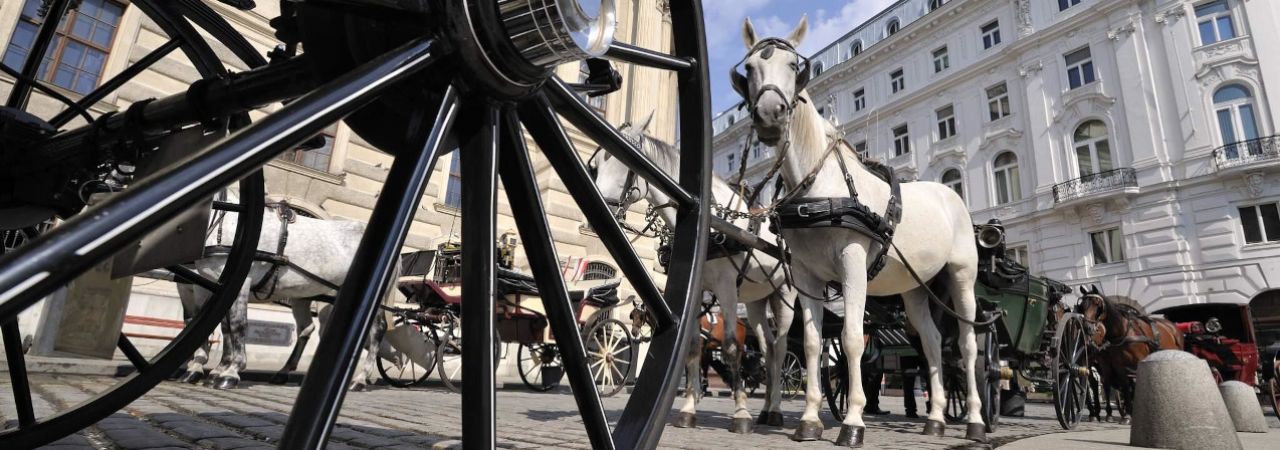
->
[587, 110, 679, 224]
[1078, 285, 1112, 344]
[733, 16, 809, 146]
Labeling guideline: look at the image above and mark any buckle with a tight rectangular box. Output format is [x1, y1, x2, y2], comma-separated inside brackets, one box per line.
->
[796, 204, 811, 218]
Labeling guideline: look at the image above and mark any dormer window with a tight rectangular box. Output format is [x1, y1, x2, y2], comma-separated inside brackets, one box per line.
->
[887, 19, 900, 36]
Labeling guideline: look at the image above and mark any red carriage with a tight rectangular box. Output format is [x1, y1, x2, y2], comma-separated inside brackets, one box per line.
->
[1154, 302, 1280, 414]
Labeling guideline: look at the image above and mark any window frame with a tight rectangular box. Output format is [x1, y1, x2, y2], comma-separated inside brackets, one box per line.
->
[932, 46, 950, 73]
[277, 125, 339, 173]
[1058, 0, 1083, 11]
[1089, 227, 1126, 265]
[1195, 0, 1237, 46]
[993, 151, 1022, 205]
[850, 40, 863, 58]
[890, 68, 905, 94]
[987, 82, 1012, 121]
[941, 168, 964, 199]
[887, 18, 900, 36]
[444, 151, 463, 209]
[1064, 46, 1097, 90]
[1213, 84, 1261, 153]
[853, 141, 868, 160]
[1239, 203, 1280, 245]
[892, 124, 910, 157]
[1073, 120, 1114, 177]
[3, 0, 126, 95]
[936, 104, 957, 141]
[1005, 244, 1029, 266]
[981, 20, 1002, 50]
[852, 88, 866, 111]
[929, 0, 944, 12]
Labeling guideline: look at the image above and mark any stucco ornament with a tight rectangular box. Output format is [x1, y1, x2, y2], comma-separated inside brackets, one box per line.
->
[1087, 203, 1106, 225]
[1245, 172, 1266, 198]
[1015, 0, 1033, 38]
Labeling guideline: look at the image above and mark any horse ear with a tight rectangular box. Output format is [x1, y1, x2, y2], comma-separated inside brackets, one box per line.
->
[636, 110, 656, 134]
[1079, 286, 1087, 296]
[787, 15, 809, 47]
[742, 17, 757, 49]
[1091, 285, 1100, 295]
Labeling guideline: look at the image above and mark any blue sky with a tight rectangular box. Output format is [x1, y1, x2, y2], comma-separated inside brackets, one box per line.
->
[703, 0, 899, 113]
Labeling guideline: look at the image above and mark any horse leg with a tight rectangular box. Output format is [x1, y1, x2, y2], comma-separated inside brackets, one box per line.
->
[902, 288, 948, 437]
[212, 287, 250, 390]
[790, 271, 826, 442]
[271, 299, 315, 385]
[177, 283, 210, 384]
[835, 261, 870, 448]
[744, 300, 773, 427]
[713, 278, 753, 434]
[673, 334, 702, 428]
[1086, 368, 1101, 422]
[349, 307, 388, 391]
[759, 288, 796, 427]
[947, 264, 987, 442]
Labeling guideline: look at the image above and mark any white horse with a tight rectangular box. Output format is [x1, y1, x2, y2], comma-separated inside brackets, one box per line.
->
[589, 112, 809, 433]
[735, 17, 986, 446]
[178, 195, 395, 391]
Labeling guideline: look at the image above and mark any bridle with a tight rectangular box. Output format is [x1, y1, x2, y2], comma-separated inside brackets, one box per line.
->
[587, 127, 676, 236]
[731, 37, 811, 113]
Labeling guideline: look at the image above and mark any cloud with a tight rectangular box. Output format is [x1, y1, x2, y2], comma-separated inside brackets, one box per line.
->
[793, 0, 899, 54]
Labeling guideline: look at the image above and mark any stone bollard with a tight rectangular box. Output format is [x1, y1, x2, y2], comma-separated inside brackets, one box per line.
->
[1219, 380, 1270, 433]
[1130, 350, 1242, 450]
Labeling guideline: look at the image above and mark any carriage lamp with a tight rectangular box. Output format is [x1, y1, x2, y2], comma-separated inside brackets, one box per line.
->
[500, 0, 617, 67]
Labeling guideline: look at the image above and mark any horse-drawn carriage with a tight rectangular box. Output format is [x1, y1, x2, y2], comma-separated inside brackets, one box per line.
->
[818, 220, 1087, 431]
[1155, 302, 1280, 415]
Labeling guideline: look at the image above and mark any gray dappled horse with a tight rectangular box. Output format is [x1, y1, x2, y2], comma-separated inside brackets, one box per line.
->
[178, 194, 394, 390]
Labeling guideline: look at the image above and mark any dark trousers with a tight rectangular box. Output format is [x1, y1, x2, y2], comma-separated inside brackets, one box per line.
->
[902, 356, 928, 415]
[861, 366, 882, 411]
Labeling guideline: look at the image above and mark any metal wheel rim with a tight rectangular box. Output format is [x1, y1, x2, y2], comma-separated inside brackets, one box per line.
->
[587, 318, 634, 397]
[518, 343, 561, 392]
[378, 325, 437, 387]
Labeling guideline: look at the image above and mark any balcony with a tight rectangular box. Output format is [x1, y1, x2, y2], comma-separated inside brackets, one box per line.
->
[1213, 135, 1280, 173]
[1052, 168, 1138, 205]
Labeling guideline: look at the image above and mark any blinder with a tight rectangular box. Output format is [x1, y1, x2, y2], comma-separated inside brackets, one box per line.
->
[730, 38, 811, 110]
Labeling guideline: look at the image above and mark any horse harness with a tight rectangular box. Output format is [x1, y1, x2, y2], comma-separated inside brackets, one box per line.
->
[1093, 299, 1164, 354]
[205, 200, 340, 299]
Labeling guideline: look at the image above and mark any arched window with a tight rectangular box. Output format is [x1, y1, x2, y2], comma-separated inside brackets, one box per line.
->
[582, 261, 618, 280]
[849, 40, 863, 58]
[929, 0, 944, 12]
[1214, 84, 1261, 158]
[1073, 120, 1113, 177]
[813, 61, 825, 77]
[942, 168, 963, 199]
[993, 152, 1021, 205]
[887, 19, 900, 36]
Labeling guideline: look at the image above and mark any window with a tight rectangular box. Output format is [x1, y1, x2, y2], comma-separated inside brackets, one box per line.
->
[893, 125, 910, 156]
[1058, 0, 1083, 11]
[981, 20, 1002, 49]
[850, 40, 863, 58]
[1196, 0, 1236, 45]
[752, 141, 764, 160]
[987, 82, 1012, 121]
[932, 46, 950, 73]
[890, 68, 905, 93]
[942, 168, 964, 199]
[1214, 84, 1261, 158]
[726, 153, 736, 172]
[1005, 245, 1029, 266]
[1239, 203, 1280, 244]
[278, 125, 338, 172]
[887, 19, 900, 36]
[1064, 47, 1096, 89]
[1073, 120, 1113, 176]
[445, 151, 463, 208]
[853, 88, 866, 111]
[853, 141, 868, 160]
[2, 0, 125, 95]
[936, 105, 957, 140]
[582, 261, 618, 280]
[578, 61, 607, 111]
[813, 61, 825, 77]
[1090, 228, 1126, 264]
[993, 151, 1021, 204]
[929, 0, 944, 12]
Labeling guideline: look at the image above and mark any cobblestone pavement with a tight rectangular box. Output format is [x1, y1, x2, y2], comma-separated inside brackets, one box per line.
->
[2, 374, 1148, 449]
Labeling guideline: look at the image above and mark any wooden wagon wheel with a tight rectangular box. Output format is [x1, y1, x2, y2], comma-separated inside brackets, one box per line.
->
[0, 1, 267, 447]
[1052, 313, 1090, 430]
[820, 337, 849, 421]
[377, 322, 438, 387]
[585, 317, 635, 397]
[517, 342, 563, 392]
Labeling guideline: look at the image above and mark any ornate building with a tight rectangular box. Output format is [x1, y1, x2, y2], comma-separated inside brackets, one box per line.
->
[713, 0, 1280, 313]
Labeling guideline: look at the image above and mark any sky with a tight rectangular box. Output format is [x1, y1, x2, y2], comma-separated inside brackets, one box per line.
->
[702, 0, 899, 114]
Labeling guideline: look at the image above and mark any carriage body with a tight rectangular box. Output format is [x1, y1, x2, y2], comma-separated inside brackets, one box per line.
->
[1154, 303, 1260, 386]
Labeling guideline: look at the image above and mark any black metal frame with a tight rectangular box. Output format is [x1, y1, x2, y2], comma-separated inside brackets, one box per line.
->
[2, 1, 716, 449]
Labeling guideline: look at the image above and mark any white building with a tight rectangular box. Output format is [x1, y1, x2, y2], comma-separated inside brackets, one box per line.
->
[712, 0, 1280, 313]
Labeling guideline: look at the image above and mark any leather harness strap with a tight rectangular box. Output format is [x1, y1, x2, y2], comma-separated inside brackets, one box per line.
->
[202, 201, 341, 296]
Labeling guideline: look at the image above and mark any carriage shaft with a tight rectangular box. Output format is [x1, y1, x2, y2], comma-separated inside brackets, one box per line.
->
[710, 217, 783, 260]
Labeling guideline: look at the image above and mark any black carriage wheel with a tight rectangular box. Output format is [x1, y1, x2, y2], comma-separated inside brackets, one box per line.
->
[518, 343, 563, 392]
[377, 324, 438, 387]
[0, 1, 267, 447]
[944, 370, 967, 423]
[980, 329, 999, 432]
[585, 318, 635, 398]
[782, 351, 804, 401]
[820, 338, 849, 421]
[1270, 377, 1280, 417]
[1053, 315, 1089, 430]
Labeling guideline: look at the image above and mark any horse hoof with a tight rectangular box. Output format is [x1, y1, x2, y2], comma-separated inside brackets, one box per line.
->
[178, 371, 204, 385]
[672, 412, 697, 428]
[212, 377, 239, 390]
[922, 420, 945, 437]
[834, 425, 865, 447]
[965, 423, 987, 443]
[729, 417, 753, 434]
[790, 420, 823, 442]
[268, 373, 290, 385]
[350, 383, 367, 392]
[756, 411, 784, 427]
[1118, 417, 1130, 425]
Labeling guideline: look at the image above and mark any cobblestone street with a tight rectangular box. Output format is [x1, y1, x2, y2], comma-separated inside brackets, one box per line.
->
[0, 374, 1176, 449]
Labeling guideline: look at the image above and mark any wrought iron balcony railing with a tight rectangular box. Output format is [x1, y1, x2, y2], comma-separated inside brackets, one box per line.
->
[1052, 168, 1138, 204]
[1213, 135, 1280, 171]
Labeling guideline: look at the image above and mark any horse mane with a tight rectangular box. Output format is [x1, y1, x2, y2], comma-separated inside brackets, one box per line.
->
[788, 91, 870, 179]
[632, 131, 737, 199]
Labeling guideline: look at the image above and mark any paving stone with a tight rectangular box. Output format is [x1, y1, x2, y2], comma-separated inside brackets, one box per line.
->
[98, 427, 188, 449]
[160, 421, 241, 440]
[196, 437, 273, 449]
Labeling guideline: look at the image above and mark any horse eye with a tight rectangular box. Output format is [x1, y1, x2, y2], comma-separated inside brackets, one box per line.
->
[789, 62, 798, 70]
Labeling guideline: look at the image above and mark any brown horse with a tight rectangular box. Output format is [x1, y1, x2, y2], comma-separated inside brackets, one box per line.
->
[1077, 286, 1184, 424]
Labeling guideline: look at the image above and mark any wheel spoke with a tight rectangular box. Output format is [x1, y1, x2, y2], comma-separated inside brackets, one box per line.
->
[48, 40, 183, 128]
[116, 335, 151, 372]
[2, 320, 36, 427]
[516, 96, 674, 331]
[500, 108, 615, 449]
[5, 0, 73, 109]
[542, 78, 695, 209]
[166, 265, 222, 292]
[604, 43, 693, 71]
[457, 102, 500, 449]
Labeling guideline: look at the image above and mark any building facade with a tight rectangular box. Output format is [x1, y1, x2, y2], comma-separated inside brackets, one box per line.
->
[1, 0, 676, 370]
[713, 0, 1280, 312]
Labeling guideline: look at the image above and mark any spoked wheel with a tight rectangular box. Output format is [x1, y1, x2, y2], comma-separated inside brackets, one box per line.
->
[781, 351, 804, 400]
[944, 369, 968, 423]
[1269, 353, 1280, 416]
[0, 1, 267, 447]
[585, 318, 635, 397]
[978, 329, 1000, 432]
[1053, 314, 1090, 430]
[820, 338, 849, 421]
[377, 324, 438, 387]
[517, 343, 563, 392]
